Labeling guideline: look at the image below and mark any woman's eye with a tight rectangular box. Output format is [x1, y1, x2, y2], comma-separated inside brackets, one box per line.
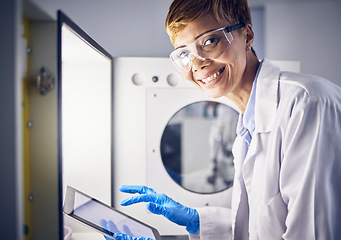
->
[203, 37, 217, 46]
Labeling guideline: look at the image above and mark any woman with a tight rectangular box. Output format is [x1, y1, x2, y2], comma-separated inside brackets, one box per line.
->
[106, 0, 341, 239]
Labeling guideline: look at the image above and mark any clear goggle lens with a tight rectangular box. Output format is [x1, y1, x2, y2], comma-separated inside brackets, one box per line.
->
[170, 23, 244, 72]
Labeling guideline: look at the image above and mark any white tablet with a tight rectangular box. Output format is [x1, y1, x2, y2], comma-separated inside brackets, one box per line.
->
[63, 186, 162, 240]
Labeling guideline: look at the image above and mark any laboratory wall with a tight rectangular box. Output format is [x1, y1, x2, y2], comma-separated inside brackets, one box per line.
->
[28, 0, 174, 57]
[29, 0, 341, 86]
[265, 1, 341, 86]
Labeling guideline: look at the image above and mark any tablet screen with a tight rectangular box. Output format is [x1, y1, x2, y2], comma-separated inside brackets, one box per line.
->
[63, 186, 161, 239]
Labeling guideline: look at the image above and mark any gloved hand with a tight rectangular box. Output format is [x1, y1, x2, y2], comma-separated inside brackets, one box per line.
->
[112, 233, 154, 240]
[100, 219, 119, 240]
[100, 219, 154, 240]
[119, 185, 199, 234]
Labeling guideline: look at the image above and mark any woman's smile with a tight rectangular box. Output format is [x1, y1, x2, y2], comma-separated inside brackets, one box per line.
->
[197, 67, 225, 87]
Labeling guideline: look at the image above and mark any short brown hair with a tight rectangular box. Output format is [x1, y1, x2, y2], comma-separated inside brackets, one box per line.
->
[165, 0, 252, 45]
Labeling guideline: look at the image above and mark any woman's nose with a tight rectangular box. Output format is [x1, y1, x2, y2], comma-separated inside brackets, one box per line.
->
[192, 56, 212, 72]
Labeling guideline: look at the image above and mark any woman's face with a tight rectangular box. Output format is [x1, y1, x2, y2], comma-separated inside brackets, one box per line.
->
[173, 14, 252, 99]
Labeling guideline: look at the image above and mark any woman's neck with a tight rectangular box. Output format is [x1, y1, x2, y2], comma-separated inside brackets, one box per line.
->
[227, 55, 260, 113]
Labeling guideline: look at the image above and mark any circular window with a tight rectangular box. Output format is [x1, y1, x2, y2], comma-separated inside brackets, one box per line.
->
[160, 101, 238, 194]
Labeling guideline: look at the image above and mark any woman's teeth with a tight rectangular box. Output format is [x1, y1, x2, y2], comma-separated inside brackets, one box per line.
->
[201, 68, 224, 84]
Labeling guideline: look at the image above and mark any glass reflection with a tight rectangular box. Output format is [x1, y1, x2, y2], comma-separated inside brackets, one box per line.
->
[160, 101, 238, 194]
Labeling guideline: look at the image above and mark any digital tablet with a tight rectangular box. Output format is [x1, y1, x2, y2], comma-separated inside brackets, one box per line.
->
[63, 186, 162, 240]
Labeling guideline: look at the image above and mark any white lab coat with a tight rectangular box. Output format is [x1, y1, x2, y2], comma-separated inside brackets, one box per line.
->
[189, 59, 341, 239]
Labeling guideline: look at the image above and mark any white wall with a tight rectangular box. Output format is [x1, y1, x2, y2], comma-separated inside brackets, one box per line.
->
[265, 1, 341, 85]
[29, 0, 174, 57]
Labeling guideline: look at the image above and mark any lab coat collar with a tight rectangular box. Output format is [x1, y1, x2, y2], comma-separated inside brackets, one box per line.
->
[254, 58, 280, 133]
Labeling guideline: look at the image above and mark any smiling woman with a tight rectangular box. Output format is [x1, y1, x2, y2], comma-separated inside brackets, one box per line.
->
[115, 0, 341, 239]
[170, 12, 259, 106]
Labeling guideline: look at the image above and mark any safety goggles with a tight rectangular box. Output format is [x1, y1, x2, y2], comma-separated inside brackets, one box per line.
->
[170, 23, 245, 72]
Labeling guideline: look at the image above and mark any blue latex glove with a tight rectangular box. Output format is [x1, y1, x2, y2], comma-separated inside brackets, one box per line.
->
[119, 185, 199, 234]
[100, 219, 154, 240]
[112, 233, 154, 240]
[100, 219, 119, 240]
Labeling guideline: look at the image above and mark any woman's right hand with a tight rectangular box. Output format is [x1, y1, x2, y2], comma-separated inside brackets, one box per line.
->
[119, 185, 200, 234]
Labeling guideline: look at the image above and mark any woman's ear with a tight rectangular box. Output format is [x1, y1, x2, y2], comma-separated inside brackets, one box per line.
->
[245, 24, 254, 49]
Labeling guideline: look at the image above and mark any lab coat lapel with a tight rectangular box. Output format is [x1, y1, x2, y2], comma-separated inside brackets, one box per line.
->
[255, 59, 280, 132]
[242, 59, 280, 197]
[232, 59, 280, 237]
